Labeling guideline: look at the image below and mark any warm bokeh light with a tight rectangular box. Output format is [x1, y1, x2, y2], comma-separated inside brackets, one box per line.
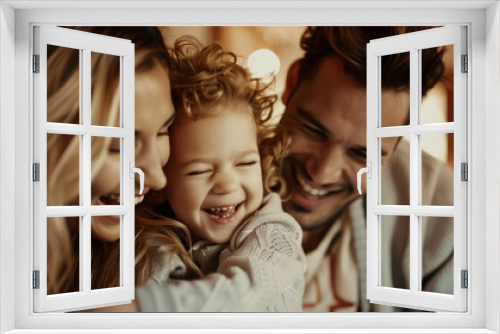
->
[247, 49, 281, 80]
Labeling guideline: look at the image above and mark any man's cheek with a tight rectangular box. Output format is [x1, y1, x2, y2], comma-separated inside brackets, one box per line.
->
[360, 174, 367, 194]
[345, 169, 361, 192]
[289, 134, 315, 153]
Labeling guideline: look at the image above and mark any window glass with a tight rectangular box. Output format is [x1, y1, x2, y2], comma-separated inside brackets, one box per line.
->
[47, 217, 81, 295]
[47, 45, 80, 125]
[91, 52, 121, 127]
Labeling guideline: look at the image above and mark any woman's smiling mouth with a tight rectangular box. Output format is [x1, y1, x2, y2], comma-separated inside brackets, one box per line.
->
[98, 193, 145, 206]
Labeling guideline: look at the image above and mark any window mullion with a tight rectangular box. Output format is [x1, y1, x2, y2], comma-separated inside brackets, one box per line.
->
[82, 47, 92, 294]
[119, 56, 125, 287]
[409, 47, 420, 294]
[122, 51, 135, 292]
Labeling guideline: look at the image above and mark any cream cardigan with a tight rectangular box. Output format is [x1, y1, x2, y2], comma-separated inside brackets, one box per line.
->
[136, 193, 307, 312]
[303, 140, 454, 312]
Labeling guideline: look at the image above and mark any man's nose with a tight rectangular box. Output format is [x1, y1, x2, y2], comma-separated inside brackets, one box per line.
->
[136, 145, 167, 192]
[211, 168, 239, 195]
[305, 144, 347, 186]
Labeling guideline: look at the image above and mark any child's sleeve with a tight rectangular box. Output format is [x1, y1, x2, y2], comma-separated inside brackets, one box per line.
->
[135, 193, 306, 312]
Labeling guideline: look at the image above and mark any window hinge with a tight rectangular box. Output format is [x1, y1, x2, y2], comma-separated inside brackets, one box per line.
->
[461, 162, 468, 181]
[461, 270, 468, 289]
[33, 163, 40, 182]
[461, 54, 468, 73]
[33, 270, 40, 289]
[33, 54, 40, 73]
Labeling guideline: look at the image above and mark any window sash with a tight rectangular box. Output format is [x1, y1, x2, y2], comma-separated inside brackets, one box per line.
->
[366, 26, 467, 312]
[32, 26, 136, 313]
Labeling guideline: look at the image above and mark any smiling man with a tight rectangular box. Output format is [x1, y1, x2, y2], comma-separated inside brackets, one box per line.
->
[279, 27, 453, 312]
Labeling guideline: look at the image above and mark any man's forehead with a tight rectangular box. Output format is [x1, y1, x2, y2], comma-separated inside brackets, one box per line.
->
[298, 56, 409, 128]
[380, 89, 410, 127]
[296, 57, 367, 122]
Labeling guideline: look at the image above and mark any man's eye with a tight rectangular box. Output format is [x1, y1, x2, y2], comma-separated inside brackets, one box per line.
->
[186, 169, 211, 176]
[349, 148, 367, 160]
[109, 147, 120, 153]
[300, 124, 326, 140]
[237, 161, 258, 167]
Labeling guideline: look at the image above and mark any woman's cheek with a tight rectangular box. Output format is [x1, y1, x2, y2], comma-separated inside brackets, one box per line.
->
[91, 155, 121, 199]
[158, 137, 171, 167]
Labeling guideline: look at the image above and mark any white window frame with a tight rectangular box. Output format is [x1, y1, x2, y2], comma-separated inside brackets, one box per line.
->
[365, 26, 467, 312]
[33, 26, 136, 312]
[1, 1, 498, 333]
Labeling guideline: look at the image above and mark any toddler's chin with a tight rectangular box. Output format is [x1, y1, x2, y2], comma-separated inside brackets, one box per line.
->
[204, 232, 233, 245]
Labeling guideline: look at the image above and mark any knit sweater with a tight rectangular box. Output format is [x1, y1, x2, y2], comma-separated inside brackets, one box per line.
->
[136, 193, 307, 312]
[303, 140, 454, 312]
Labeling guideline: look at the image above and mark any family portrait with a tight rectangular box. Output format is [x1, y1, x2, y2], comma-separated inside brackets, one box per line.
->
[45, 26, 455, 313]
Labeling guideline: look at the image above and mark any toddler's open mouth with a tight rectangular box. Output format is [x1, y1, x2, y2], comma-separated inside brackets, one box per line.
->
[203, 202, 242, 219]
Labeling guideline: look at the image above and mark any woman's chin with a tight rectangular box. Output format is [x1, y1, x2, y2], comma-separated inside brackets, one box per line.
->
[91, 217, 121, 243]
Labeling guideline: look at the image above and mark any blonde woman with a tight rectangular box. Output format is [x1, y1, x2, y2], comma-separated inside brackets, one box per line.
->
[46, 27, 196, 294]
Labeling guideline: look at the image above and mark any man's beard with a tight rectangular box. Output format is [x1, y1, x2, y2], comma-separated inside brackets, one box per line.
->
[283, 198, 357, 232]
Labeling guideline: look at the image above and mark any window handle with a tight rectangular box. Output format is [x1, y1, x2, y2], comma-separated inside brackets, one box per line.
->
[357, 162, 371, 195]
[129, 162, 145, 195]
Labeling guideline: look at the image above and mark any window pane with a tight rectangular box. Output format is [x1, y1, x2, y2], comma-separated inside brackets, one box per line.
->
[91, 52, 121, 127]
[47, 45, 80, 125]
[421, 133, 454, 206]
[91, 216, 121, 290]
[91, 136, 121, 205]
[380, 52, 410, 128]
[421, 216, 454, 294]
[47, 134, 80, 206]
[47, 217, 81, 295]
[381, 136, 410, 205]
[421, 45, 453, 124]
[380, 215, 410, 290]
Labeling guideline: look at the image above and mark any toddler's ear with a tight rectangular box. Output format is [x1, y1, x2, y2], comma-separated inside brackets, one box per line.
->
[282, 60, 301, 105]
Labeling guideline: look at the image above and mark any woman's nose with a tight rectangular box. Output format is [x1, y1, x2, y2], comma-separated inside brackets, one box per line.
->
[136, 145, 167, 191]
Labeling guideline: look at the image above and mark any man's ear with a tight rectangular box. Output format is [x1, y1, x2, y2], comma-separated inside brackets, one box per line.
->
[282, 59, 301, 105]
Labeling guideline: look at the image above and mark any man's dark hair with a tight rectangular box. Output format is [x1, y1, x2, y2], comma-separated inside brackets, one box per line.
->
[298, 26, 445, 96]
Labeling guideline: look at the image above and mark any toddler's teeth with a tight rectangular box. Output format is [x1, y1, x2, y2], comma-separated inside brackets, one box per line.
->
[207, 204, 238, 219]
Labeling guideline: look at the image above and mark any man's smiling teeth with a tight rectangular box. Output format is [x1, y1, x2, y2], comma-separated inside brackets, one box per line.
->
[297, 171, 329, 197]
[205, 205, 237, 219]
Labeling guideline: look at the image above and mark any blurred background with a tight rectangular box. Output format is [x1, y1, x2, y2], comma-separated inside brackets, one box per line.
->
[158, 26, 454, 168]
[158, 26, 304, 123]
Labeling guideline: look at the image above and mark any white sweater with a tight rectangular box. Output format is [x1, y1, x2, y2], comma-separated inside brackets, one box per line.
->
[302, 140, 455, 312]
[136, 193, 307, 312]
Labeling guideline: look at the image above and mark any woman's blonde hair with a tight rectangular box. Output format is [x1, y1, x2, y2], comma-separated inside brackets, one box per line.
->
[46, 27, 198, 294]
[168, 37, 290, 197]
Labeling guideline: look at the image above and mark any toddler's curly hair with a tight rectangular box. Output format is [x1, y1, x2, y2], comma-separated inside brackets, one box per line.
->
[168, 37, 290, 197]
